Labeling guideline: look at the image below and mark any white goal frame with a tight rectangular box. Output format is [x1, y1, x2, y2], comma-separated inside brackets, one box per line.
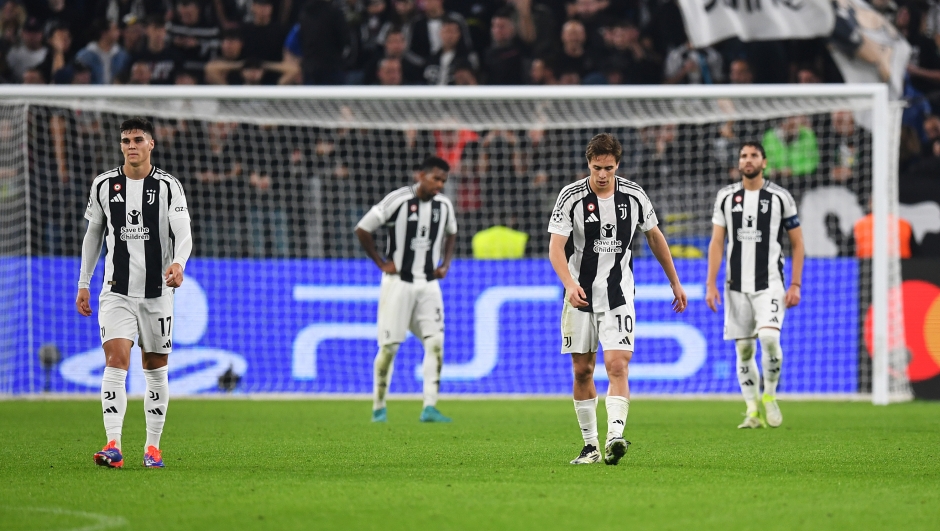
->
[0, 84, 904, 404]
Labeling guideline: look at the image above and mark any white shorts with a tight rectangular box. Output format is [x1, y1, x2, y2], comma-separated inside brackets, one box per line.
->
[560, 298, 636, 354]
[376, 274, 444, 346]
[723, 286, 786, 340]
[98, 290, 175, 354]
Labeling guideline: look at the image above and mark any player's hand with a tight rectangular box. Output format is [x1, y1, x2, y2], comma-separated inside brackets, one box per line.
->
[785, 284, 801, 308]
[705, 284, 722, 313]
[379, 261, 398, 274]
[165, 263, 184, 288]
[75, 288, 92, 317]
[671, 283, 688, 313]
[434, 264, 449, 279]
[566, 285, 589, 308]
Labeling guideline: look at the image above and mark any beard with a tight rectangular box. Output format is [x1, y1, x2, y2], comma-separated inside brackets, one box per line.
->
[740, 167, 762, 179]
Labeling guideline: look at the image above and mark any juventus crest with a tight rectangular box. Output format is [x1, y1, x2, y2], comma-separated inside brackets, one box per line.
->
[147, 189, 156, 205]
[618, 204, 628, 220]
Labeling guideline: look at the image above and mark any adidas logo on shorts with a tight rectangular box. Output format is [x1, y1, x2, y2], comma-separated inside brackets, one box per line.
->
[618, 336, 631, 345]
[162, 340, 172, 349]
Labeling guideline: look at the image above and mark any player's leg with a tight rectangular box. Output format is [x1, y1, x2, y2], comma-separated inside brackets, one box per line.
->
[94, 292, 137, 467]
[138, 293, 173, 467]
[373, 276, 414, 421]
[725, 289, 762, 428]
[755, 288, 786, 427]
[598, 305, 634, 465]
[413, 281, 449, 422]
[563, 300, 600, 464]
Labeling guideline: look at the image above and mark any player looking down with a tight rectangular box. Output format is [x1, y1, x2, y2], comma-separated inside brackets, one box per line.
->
[548, 133, 688, 465]
[356, 156, 457, 423]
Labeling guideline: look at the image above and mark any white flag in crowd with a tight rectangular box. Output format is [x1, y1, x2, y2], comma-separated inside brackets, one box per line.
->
[828, 0, 911, 98]
[677, 0, 836, 49]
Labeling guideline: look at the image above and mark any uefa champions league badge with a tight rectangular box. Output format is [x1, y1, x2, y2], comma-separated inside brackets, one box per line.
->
[114, 183, 122, 191]
[410, 204, 417, 212]
[735, 196, 742, 203]
[587, 203, 596, 212]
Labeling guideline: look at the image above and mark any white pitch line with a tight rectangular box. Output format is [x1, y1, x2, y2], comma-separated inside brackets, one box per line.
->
[0, 506, 128, 531]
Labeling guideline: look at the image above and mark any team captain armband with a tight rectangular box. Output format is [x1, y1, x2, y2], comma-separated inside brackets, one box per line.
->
[783, 215, 800, 230]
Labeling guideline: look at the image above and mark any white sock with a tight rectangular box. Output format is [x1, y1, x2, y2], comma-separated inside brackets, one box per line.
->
[373, 343, 399, 410]
[605, 395, 629, 442]
[421, 333, 444, 408]
[143, 366, 169, 450]
[735, 339, 760, 414]
[101, 367, 127, 449]
[759, 329, 783, 399]
[573, 397, 598, 448]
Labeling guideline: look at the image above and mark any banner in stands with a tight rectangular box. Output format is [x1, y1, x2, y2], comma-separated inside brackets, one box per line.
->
[6, 258, 859, 396]
[676, 0, 835, 49]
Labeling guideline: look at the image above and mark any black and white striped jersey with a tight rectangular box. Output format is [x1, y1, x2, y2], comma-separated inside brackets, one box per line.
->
[548, 176, 659, 313]
[84, 166, 190, 298]
[712, 181, 799, 293]
[357, 184, 458, 283]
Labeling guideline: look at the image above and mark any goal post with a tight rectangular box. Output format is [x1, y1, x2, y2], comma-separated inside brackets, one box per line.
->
[0, 84, 909, 403]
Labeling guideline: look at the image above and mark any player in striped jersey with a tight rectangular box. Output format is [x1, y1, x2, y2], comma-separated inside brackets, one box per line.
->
[356, 157, 458, 423]
[706, 141, 804, 429]
[548, 133, 688, 465]
[75, 117, 192, 468]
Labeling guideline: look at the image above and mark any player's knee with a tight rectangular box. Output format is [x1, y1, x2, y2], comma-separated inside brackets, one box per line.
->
[735, 338, 756, 361]
[758, 328, 781, 353]
[572, 357, 595, 382]
[605, 358, 629, 379]
[378, 343, 400, 361]
[422, 333, 444, 358]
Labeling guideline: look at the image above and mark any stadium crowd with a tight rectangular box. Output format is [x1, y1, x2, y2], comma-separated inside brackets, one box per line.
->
[5, 0, 939, 258]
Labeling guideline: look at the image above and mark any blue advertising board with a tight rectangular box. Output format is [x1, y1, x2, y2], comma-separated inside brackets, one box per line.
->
[6, 258, 858, 395]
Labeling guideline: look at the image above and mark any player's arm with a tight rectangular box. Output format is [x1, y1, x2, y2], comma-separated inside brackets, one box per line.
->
[549, 233, 587, 308]
[706, 224, 726, 313]
[166, 179, 192, 288]
[786, 225, 804, 308]
[644, 226, 687, 313]
[76, 220, 106, 317]
[355, 227, 396, 274]
[434, 233, 456, 279]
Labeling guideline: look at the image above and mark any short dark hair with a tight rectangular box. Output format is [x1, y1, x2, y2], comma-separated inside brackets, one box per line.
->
[585, 133, 623, 164]
[420, 156, 450, 173]
[145, 14, 166, 27]
[121, 116, 155, 138]
[739, 141, 766, 159]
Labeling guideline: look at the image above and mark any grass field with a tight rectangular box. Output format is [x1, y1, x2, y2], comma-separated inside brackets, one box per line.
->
[0, 399, 937, 531]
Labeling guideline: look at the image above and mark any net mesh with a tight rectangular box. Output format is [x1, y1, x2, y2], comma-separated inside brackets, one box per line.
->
[0, 89, 907, 400]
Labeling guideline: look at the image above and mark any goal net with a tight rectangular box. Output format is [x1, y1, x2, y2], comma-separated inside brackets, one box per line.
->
[0, 85, 909, 403]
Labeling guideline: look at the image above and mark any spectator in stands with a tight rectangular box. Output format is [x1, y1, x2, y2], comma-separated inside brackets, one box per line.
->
[922, 114, 940, 157]
[558, 19, 602, 83]
[529, 56, 557, 84]
[452, 60, 479, 85]
[133, 15, 178, 84]
[94, 0, 164, 28]
[825, 110, 871, 187]
[664, 40, 724, 84]
[569, 0, 610, 54]
[853, 210, 914, 258]
[472, 221, 528, 258]
[796, 64, 822, 83]
[0, 1, 25, 44]
[298, 0, 348, 85]
[483, 8, 526, 85]
[36, 20, 72, 83]
[127, 60, 151, 84]
[729, 58, 754, 84]
[6, 16, 47, 81]
[121, 15, 146, 55]
[409, 0, 473, 62]
[75, 18, 131, 84]
[21, 66, 45, 83]
[557, 67, 580, 84]
[363, 26, 425, 85]
[505, 0, 557, 58]
[242, 0, 287, 63]
[355, 0, 390, 69]
[423, 16, 478, 85]
[203, 27, 244, 83]
[897, 5, 940, 106]
[603, 19, 661, 84]
[167, 0, 220, 78]
[375, 56, 403, 86]
[378, 0, 419, 54]
[762, 115, 820, 179]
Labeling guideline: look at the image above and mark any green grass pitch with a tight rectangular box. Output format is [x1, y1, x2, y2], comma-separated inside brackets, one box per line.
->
[1, 399, 937, 531]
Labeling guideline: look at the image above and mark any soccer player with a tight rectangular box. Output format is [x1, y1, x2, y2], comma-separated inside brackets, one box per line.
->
[548, 133, 688, 465]
[706, 142, 803, 429]
[355, 156, 457, 423]
[75, 117, 192, 468]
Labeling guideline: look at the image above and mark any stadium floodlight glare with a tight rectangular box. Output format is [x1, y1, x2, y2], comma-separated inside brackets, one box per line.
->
[0, 84, 909, 403]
